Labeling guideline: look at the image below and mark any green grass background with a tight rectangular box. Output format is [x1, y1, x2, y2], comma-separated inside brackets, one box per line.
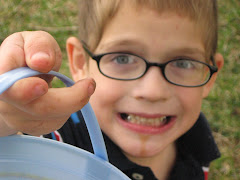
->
[0, 0, 239, 179]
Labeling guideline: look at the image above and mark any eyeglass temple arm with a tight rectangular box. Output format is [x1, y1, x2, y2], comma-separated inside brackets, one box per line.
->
[81, 40, 94, 57]
[210, 56, 218, 72]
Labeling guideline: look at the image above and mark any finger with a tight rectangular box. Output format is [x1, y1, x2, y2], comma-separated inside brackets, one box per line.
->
[22, 31, 62, 72]
[0, 77, 49, 105]
[0, 32, 26, 73]
[0, 31, 62, 74]
[23, 78, 96, 118]
[0, 102, 69, 136]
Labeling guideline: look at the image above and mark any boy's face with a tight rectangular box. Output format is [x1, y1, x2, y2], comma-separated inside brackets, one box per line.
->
[68, 4, 222, 159]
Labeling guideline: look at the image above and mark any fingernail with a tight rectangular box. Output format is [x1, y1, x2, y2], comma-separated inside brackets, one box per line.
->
[31, 52, 50, 61]
[34, 84, 47, 96]
[88, 79, 96, 96]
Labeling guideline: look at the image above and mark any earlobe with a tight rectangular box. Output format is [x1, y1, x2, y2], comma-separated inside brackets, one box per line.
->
[66, 37, 88, 81]
[202, 53, 224, 98]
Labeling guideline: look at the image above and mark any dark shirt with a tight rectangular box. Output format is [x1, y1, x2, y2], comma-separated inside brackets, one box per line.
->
[44, 112, 220, 180]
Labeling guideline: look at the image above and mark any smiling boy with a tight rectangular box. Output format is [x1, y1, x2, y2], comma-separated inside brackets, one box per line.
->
[0, 0, 223, 179]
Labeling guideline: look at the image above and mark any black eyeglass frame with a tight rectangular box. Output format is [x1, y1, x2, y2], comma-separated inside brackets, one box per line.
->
[81, 41, 218, 87]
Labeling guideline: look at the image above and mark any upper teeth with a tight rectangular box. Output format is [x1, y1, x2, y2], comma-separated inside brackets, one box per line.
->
[126, 114, 167, 126]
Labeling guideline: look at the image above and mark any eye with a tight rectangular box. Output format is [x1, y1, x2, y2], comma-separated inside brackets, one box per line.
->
[172, 60, 195, 69]
[113, 55, 134, 64]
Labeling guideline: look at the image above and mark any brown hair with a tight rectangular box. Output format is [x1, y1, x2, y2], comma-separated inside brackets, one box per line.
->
[78, 0, 218, 59]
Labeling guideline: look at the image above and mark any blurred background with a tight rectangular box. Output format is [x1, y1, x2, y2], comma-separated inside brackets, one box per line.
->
[0, 0, 239, 179]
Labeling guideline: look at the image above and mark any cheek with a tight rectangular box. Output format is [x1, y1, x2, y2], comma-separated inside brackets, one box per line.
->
[87, 61, 128, 123]
[88, 61, 127, 102]
[177, 87, 204, 120]
[89, 78, 126, 120]
[91, 78, 126, 105]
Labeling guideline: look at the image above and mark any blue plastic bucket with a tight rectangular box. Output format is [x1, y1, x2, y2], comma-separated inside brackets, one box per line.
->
[0, 135, 129, 180]
[0, 68, 130, 180]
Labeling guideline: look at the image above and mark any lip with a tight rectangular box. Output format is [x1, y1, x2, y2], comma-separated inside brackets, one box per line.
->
[117, 113, 176, 134]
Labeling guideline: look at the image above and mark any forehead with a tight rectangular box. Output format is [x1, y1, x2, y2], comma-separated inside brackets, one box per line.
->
[96, 3, 205, 59]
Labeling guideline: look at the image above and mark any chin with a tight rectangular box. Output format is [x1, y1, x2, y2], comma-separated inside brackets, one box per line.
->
[119, 138, 170, 158]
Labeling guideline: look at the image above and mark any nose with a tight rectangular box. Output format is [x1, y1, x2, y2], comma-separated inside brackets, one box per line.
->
[131, 67, 172, 102]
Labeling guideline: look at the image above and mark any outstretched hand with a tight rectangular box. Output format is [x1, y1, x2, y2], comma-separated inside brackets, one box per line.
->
[0, 31, 95, 136]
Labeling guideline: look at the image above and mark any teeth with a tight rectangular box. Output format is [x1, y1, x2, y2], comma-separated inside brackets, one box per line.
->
[124, 114, 168, 126]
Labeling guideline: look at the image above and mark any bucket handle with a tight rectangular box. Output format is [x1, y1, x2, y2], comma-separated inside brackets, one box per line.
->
[0, 67, 109, 162]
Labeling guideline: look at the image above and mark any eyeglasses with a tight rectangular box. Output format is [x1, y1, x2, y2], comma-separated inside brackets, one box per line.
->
[82, 42, 218, 87]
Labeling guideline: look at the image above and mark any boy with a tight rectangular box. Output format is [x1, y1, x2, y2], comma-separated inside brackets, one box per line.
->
[0, 0, 224, 179]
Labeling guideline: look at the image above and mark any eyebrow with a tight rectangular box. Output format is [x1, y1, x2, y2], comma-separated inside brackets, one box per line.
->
[174, 47, 204, 54]
[169, 47, 206, 58]
[97, 38, 206, 59]
[97, 38, 146, 52]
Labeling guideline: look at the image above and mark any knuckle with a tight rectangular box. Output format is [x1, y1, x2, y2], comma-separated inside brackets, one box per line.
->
[24, 31, 57, 50]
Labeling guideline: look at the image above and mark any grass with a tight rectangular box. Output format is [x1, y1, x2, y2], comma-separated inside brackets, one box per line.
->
[204, 1, 240, 178]
[0, 0, 239, 179]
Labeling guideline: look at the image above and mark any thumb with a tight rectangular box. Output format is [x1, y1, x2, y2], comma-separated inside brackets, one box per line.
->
[24, 78, 96, 117]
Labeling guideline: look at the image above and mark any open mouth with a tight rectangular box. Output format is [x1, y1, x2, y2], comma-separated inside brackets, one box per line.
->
[120, 113, 172, 127]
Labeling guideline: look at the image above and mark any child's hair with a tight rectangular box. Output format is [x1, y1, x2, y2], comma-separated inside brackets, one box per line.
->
[78, 0, 218, 60]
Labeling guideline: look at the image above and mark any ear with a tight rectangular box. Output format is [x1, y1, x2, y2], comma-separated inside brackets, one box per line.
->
[66, 37, 88, 81]
[202, 53, 224, 98]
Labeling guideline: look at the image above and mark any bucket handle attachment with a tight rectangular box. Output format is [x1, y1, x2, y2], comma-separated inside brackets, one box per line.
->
[0, 67, 109, 162]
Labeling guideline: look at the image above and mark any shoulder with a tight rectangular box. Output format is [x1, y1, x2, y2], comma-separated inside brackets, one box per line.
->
[172, 112, 221, 179]
[178, 112, 221, 165]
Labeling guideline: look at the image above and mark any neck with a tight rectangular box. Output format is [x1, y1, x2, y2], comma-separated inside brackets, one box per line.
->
[125, 142, 177, 180]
